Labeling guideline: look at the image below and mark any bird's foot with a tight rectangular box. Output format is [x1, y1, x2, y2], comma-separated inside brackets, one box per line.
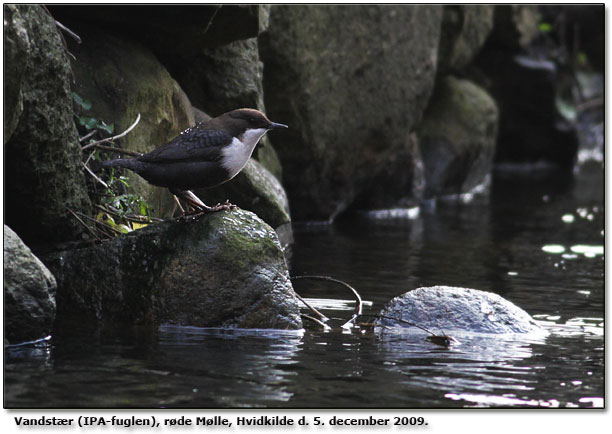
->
[211, 199, 238, 211]
[177, 200, 237, 221]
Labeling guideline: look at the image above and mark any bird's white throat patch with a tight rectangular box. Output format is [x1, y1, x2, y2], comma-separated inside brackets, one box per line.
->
[221, 128, 267, 178]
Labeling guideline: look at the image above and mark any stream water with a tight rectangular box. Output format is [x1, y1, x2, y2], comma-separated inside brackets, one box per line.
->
[4, 161, 604, 408]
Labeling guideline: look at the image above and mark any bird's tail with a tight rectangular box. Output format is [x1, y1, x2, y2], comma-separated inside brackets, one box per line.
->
[92, 158, 139, 172]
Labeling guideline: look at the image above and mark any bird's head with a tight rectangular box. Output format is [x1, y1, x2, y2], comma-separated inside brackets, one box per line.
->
[223, 108, 287, 133]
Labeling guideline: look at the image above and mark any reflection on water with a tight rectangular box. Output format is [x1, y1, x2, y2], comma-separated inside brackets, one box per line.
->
[4, 163, 604, 408]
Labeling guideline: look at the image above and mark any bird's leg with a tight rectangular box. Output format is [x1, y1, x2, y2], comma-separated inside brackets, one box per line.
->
[170, 189, 234, 217]
[172, 195, 186, 217]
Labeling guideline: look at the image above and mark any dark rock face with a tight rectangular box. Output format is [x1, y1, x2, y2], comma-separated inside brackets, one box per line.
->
[418, 76, 498, 198]
[260, 5, 443, 221]
[377, 286, 544, 334]
[42, 210, 302, 331]
[486, 5, 541, 51]
[48, 5, 268, 52]
[437, 5, 495, 74]
[174, 38, 264, 119]
[68, 26, 195, 219]
[4, 5, 91, 248]
[352, 133, 425, 210]
[4, 225, 57, 344]
[476, 54, 578, 168]
[3, 5, 29, 143]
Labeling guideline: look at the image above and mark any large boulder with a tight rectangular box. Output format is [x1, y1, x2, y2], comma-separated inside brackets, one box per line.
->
[437, 5, 495, 74]
[4, 225, 57, 344]
[260, 5, 443, 221]
[67, 26, 195, 219]
[377, 286, 544, 334]
[3, 4, 30, 143]
[42, 210, 302, 331]
[351, 133, 425, 210]
[417, 76, 498, 198]
[4, 4, 91, 249]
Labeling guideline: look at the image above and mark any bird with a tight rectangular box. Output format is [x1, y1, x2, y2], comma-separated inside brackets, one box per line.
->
[100, 108, 287, 213]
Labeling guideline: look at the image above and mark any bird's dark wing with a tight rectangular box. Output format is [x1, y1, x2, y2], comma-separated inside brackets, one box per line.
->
[137, 126, 231, 164]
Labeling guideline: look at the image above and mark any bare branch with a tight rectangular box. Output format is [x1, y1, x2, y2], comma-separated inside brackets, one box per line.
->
[79, 130, 97, 143]
[301, 314, 332, 331]
[54, 20, 82, 44]
[82, 162, 108, 188]
[294, 291, 328, 321]
[81, 113, 141, 151]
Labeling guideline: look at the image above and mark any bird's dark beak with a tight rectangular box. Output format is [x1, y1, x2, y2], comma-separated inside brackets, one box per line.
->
[268, 122, 288, 130]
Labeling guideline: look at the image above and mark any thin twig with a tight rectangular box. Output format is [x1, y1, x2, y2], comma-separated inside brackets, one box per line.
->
[291, 275, 363, 329]
[73, 210, 124, 235]
[79, 130, 97, 143]
[81, 113, 141, 151]
[66, 207, 101, 241]
[54, 20, 82, 43]
[203, 5, 222, 35]
[82, 162, 108, 188]
[84, 150, 96, 165]
[293, 292, 328, 321]
[301, 314, 331, 331]
[357, 314, 437, 336]
[95, 204, 160, 224]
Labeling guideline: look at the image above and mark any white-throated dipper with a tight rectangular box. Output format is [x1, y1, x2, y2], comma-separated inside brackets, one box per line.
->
[100, 108, 287, 213]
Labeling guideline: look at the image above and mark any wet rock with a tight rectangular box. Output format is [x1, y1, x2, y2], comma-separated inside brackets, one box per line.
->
[418, 76, 498, 198]
[194, 159, 291, 230]
[438, 5, 495, 73]
[260, 5, 443, 221]
[42, 209, 302, 331]
[3, 4, 30, 143]
[67, 27, 195, 219]
[4, 4, 91, 249]
[174, 38, 264, 120]
[352, 133, 425, 210]
[377, 286, 544, 334]
[4, 225, 57, 344]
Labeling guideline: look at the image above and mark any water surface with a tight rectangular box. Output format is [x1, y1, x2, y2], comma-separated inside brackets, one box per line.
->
[4, 161, 604, 408]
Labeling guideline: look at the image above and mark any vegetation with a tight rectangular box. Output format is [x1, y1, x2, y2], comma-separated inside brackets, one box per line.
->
[73, 92, 156, 240]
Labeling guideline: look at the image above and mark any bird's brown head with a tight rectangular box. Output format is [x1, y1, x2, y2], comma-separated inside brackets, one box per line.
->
[216, 108, 288, 135]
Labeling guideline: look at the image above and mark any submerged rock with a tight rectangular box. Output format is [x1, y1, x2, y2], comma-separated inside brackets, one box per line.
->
[377, 286, 544, 334]
[4, 225, 57, 344]
[42, 209, 302, 331]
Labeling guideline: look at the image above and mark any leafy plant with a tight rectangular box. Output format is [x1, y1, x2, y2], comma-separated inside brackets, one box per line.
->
[73, 93, 153, 237]
[72, 92, 114, 134]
